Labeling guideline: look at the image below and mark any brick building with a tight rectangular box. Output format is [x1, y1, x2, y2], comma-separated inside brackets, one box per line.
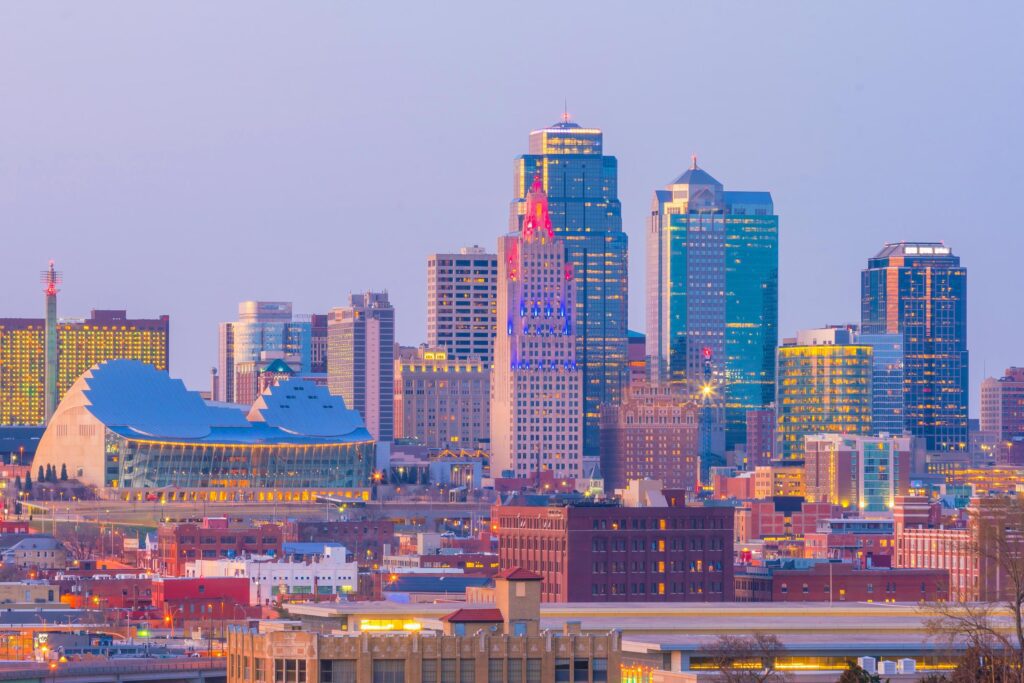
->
[734, 499, 837, 545]
[493, 481, 734, 603]
[745, 408, 776, 467]
[735, 560, 948, 603]
[803, 518, 895, 564]
[157, 519, 283, 576]
[893, 495, 1018, 602]
[282, 519, 395, 566]
[153, 576, 255, 626]
[599, 382, 699, 492]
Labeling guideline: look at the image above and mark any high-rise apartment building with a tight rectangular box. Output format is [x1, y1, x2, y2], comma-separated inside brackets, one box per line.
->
[775, 328, 873, 460]
[599, 382, 699, 492]
[427, 246, 497, 365]
[394, 346, 489, 450]
[492, 178, 582, 478]
[858, 333, 905, 437]
[861, 242, 968, 451]
[327, 292, 395, 442]
[510, 117, 627, 458]
[647, 158, 778, 451]
[804, 434, 911, 513]
[745, 408, 776, 467]
[981, 368, 1024, 444]
[217, 302, 311, 404]
[0, 309, 169, 426]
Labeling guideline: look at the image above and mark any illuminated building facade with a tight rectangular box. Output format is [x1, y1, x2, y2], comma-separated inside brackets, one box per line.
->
[394, 346, 489, 450]
[775, 328, 873, 460]
[328, 292, 395, 443]
[0, 309, 169, 426]
[511, 117, 627, 458]
[32, 360, 373, 491]
[861, 242, 968, 451]
[233, 356, 298, 406]
[803, 434, 912, 513]
[217, 302, 311, 404]
[492, 178, 582, 478]
[599, 381, 699, 492]
[646, 159, 778, 451]
[427, 246, 498, 365]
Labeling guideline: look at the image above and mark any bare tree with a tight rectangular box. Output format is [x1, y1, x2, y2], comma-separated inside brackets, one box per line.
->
[697, 633, 791, 683]
[923, 496, 1024, 682]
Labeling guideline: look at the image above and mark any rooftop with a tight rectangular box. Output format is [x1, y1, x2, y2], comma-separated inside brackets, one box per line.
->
[65, 360, 371, 445]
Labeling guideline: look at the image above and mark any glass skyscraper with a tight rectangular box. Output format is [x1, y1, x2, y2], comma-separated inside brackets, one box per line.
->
[861, 242, 968, 451]
[646, 159, 778, 452]
[858, 332, 905, 437]
[510, 117, 627, 457]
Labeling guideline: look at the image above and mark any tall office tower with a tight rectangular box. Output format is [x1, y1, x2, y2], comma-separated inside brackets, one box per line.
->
[492, 178, 582, 478]
[42, 261, 61, 423]
[981, 368, 1024, 443]
[394, 346, 489, 449]
[308, 314, 329, 374]
[858, 333, 905, 436]
[510, 117, 627, 458]
[804, 434, 912, 513]
[426, 246, 498, 365]
[775, 328, 873, 460]
[861, 242, 968, 451]
[647, 158, 778, 451]
[0, 309, 169, 426]
[217, 302, 311, 404]
[327, 292, 395, 442]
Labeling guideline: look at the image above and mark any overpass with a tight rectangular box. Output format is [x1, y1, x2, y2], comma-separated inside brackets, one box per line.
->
[0, 659, 225, 683]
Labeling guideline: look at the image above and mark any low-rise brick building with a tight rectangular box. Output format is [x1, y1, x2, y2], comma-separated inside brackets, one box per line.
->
[157, 518, 283, 576]
[493, 480, 734, 603]
[735, 560, 948, 603]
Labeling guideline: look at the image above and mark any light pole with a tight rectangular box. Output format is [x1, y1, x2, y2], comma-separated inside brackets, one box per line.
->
[164, 607, 184, 639]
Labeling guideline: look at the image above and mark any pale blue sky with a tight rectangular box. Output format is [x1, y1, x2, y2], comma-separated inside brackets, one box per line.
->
[1, 2, 1021, 412]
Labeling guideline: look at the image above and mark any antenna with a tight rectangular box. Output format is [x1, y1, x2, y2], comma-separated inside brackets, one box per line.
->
[562, 99, 570, 123]
[40, 260, 63, 297]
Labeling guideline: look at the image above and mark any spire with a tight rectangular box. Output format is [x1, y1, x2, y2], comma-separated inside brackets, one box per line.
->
[562, 99, 570, 124]
[522, 175, 554, 243]
[691, 153, 698, 170]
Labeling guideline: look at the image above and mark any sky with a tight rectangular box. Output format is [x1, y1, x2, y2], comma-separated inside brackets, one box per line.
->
[1, 2, 1022, 413]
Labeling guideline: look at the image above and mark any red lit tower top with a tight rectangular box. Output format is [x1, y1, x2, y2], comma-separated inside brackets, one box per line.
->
[41, 259, 62, 297]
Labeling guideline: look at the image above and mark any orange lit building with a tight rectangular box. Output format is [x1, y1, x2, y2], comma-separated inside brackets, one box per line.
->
[0, 309, 169, 425]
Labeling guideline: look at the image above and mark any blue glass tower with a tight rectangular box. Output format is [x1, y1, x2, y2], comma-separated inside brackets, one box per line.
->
[510, 117, 628, 458]
[857, 332, 905, 437]
[861, 242, 968, 451]
[647, 158, 778, 453]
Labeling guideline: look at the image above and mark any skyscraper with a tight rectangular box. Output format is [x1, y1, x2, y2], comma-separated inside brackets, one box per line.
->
[0, 308, 170, 426]
[217, 302, 311, 404]
[510, 117, 627, 458]
[858, 332, 905, 437]
[491, 178, 582, 478]
[775, 328, 873, 460]
[647, 158, 778, 452]
[426, 246, 497, 365]
[327, 291, 395, 443]
[861, 242, 968, 451]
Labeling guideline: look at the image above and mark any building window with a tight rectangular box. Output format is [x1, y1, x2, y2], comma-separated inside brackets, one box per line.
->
[461, 659, 476, 683]
[555, 659, 570, 683]
[573, 659, 589, 682]
[441, 659, 456, 681]
[488, 659, 505, 683]
[593, 659, 608, 683]
[372, 660, 404, 683]
[321, 660, 356, 683]
[507, 659, 522, 683]
[422, 660, 437, 683]
[274, 659, 306, 683]
[526, 659, 541, 683]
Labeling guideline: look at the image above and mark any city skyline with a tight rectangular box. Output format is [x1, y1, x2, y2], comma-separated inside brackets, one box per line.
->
[1, 2, 1020, 414]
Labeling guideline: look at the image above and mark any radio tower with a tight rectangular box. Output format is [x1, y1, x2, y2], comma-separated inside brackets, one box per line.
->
[41, 260, 62, 423]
